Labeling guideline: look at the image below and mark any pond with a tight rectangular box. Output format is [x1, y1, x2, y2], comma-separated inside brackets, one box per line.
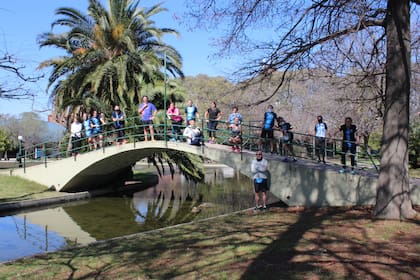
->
[0, 165, 273, 263]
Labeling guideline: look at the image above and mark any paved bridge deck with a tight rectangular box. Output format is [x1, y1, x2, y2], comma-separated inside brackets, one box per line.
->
[8, 141, 420, 207]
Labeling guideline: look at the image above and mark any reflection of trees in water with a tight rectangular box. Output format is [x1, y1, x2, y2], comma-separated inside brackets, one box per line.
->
[133, 189, 203, 230]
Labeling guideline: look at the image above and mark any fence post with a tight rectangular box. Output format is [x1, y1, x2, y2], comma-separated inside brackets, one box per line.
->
[43, 144, 47, 168]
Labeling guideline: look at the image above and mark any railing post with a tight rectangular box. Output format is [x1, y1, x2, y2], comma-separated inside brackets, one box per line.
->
[43, 144, 47, 168]
[23, 149, 26, 173]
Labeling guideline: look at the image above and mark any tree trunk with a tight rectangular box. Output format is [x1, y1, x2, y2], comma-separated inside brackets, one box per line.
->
[374, 0, 416, 219]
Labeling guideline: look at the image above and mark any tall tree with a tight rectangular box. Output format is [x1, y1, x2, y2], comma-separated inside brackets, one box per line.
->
[38, 0, 183, 123]
[185, 0, 419, 219]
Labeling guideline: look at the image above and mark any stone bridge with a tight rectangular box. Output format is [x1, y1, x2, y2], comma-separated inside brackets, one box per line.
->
[10, 141, 420, 207]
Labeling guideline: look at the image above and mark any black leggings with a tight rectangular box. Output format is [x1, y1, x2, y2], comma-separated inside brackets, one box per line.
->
[341, 143, 356, 167]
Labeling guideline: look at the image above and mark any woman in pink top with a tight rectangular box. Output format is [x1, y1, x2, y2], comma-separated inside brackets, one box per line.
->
[166, 102, 183, 141]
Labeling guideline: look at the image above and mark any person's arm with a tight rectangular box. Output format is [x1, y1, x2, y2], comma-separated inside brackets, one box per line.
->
[151, 105, 157, 119]
[204, 109, 209, 122]
[138, 104, 148, 114]
[251, 160, 257, 174]
[216, 110, 222, 121]
[355, 126, 360, 145]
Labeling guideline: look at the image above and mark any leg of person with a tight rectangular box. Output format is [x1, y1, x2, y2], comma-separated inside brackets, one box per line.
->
[321, 138, 326, 163]
[262, 191, 267, 209]
[98, 134, 103, 148]
[315, 138, 321, 162]
[149, 124, 155, 141]
[254, 192, 260, 210]
[254, 181, 261, 210]
[350, 144, 356, 174]
[340, 145, 348, 173]
[143, 126, 148, 141]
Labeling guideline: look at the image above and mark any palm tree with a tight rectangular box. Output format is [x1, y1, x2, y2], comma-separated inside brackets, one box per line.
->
[38, 0, 184, 122]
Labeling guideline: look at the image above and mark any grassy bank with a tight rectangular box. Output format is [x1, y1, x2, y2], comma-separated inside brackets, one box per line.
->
[0, 175, 59, 203]
[0, 206, 419, 279]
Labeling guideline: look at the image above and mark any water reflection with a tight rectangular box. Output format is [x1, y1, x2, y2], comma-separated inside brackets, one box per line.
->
[0, 166, 255, 263]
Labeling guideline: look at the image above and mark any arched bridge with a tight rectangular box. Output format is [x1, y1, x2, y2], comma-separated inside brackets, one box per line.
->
[11, 140, 419, 207]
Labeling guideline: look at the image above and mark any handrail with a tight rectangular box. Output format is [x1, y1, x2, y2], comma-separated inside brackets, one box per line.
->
[15, 113, 380, 173]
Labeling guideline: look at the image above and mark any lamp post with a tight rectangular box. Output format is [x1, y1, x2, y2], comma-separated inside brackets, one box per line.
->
[164, 52, 167, 143]
[17, 135, 23, 167]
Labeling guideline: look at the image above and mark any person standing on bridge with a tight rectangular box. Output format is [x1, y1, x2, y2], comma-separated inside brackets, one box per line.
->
[90, 109, 105, 149]
[335, 117, 360, 174]
[82, 112, 93, 150]
[204, 101, 222, 144]
[314, 115, 328, 164]
[138, 96, 157, 141]
[185, 99, 199, 124]
[251, 150, 269, 210]
[70, 115, 82, 156]
[167, 101, 183, 142]
[258, 104, 278, 153]
[112, 105, 127, 145]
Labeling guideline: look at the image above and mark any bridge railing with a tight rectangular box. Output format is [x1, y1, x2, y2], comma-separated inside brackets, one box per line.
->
[15, 114, 380, 173]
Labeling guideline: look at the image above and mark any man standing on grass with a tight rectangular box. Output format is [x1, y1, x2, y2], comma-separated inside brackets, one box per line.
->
[251, 150, 269, 210]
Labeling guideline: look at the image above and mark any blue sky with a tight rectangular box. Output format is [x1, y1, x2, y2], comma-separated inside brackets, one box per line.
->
[0, 0, 231, 119]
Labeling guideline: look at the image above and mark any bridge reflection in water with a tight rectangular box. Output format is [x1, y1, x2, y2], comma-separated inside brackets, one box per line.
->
[1, 166, 259, 263]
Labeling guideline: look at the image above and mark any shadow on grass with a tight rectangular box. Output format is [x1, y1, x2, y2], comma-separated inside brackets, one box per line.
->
[240, 207, 420, 280]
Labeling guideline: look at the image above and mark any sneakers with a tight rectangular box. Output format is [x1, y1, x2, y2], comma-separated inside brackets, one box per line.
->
[209, 140, 214, 144]
[351, 170, 356, 175]
[338, 169, 346, 174]
[236, 147, 241, 153]
[262, 205, 267, 210]
[282, 158, 289, 162]
[231, 146, 236, 152]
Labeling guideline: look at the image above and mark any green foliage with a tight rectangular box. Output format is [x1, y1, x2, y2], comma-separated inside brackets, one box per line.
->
[38, 0, 184, 121]
[0, 129, 13, 153]
[367, 131, 382, 153]
[409, 119, 420, 168]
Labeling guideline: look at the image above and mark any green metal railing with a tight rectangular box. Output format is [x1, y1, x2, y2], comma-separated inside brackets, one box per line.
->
[15, 113, 380, 172]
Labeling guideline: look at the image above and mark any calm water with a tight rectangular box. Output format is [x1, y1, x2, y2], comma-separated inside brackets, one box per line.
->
[0, 166, 260, 263]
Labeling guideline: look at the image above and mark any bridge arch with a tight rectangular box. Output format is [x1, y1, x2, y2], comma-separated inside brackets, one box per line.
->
[12, 141, 248, 192]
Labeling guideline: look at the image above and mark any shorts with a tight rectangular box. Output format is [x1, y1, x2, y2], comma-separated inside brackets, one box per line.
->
[142, 120, 154, 125]
[260, 129, 274, 139]
[254, 178, 268, 193]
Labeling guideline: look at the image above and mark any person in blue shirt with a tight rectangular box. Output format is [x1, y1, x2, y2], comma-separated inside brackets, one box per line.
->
[227, 106, 243, 125]
[90, 109, 105, 149]
[82, 112, 93, 150]
[184, 99, 199, 124]
[138, 96, 157, 141]
[112, 105, 126, 144]
[258, 104, 278, 153]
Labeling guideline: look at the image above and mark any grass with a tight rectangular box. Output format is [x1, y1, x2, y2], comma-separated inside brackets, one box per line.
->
[0, 174, 59, 203]
[0, 206, 418, 279]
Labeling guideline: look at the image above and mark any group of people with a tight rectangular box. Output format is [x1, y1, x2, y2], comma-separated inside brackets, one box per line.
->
[71, 98, 360, 176]
[70, 109, 107, 155]
[251, 109, 360, 211]
[257, 104, 360, 174]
